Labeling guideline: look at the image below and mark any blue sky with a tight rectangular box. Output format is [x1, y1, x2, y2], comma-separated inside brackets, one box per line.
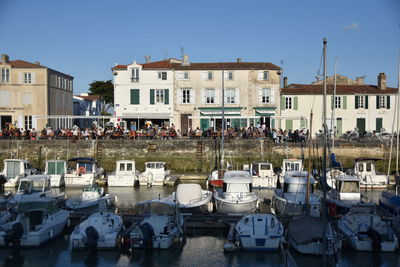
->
[0, 0, 399, 93]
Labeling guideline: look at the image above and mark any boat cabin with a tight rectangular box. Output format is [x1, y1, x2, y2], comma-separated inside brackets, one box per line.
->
[115, 160, 136, 175]
[334, 176, 360, 202]
[67, 158, 98, 175]
[283, 171, 315, 194]
[17, 175, 51, 195]
[222, 171, 253, 194]
[81, 186, 104, 201]
[281, 159, 303, 176]
[45, 160, 66, 176]
[2, 159, 35, 179]
[354, 158, 382, 178]
[250, 162, 274, 177]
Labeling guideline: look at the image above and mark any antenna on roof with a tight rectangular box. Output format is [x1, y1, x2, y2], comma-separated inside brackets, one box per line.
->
[163, 51, 169, 60]
[180, 46, 185, 59]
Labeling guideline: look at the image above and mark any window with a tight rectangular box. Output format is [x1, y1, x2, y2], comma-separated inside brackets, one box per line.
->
[158, 72, 167, 80]
[119, 163, 125, 171]
[24, 116, 32, 130]
[259, 71, 269, 80]
[127, 163, 133, 171]
[335, 96, 342, 109]
[131, 68, 139, 82]
[285, 97, 292, 109]
[263, 71, 269, 80]
[379, 96, 386, 108]
[182, 89, 191, 104]
[24, 73, 32, 84]
[0, 90, 11, 107]
[261, 88, 271, 103]
[366, 163, 372, 172]
[225, 89, 235, 104]
[1, 68, 9, 82]
[224, 71, 233, 80]
[155, 89, 165, 104]
[22, 92, 32, 105]
[358, 95, 365, 108]
[178, 72, 189, 80]
[206, 89, 215, 104]
[208, 71, 213, 80]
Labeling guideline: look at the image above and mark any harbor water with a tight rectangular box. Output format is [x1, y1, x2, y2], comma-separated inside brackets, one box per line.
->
[0, 184, 399, 267]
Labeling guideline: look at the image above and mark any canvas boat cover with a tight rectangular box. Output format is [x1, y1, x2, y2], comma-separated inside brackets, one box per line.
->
[176, 184, 203, 205]
[223, 171, 253, 184]
[288, 215, 324, 244]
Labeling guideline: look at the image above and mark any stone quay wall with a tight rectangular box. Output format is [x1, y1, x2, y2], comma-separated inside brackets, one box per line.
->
[0, 139, 392, 174]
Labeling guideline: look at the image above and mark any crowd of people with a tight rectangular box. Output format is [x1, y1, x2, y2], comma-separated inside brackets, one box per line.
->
[0, 122, 309, 142]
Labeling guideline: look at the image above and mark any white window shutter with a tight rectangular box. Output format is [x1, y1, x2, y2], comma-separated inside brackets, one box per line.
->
[178, 89, 183, 104]
[178, 72, 183, 80]
[201, 72, 207, 80]
[214, 89, 218, 104]
[31, 73, 36, 84]
[224, 72, 228, 80]
[18, 73, 23, 83]
[190, 89, 195, 104]
[258, 89, 263, 103]
[235, 89, 240, 104]
[270, 89, 275, 104]
[258, 71, 263, 80]
[201, 89, 206, 104]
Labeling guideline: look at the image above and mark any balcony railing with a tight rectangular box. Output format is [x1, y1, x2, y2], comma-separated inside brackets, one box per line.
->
[131, 77, 139, 83]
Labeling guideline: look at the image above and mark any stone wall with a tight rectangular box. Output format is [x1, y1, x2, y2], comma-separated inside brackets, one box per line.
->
[0, 139, 392, 174]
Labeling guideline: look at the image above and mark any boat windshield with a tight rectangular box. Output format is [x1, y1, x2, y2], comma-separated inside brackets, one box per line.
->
[224, 183, 251, 193]
[47, 161, 65, 175]
[285, 162, 300, 172]
[283, 183, 313, 193]
[146, 163, 164, 169]
[18, 180, 49, 193]
[260, 164, 271, 170]
[77, 162, 93, 173]
[340, 181, 359, 193]
[6, 161, 21, 178]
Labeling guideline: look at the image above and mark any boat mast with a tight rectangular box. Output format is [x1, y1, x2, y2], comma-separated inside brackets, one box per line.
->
[322, 37, 328, 263]
[331, 58, 337, 152]
[221, 70, 225, 169]
[396, 61, 400, 174]
[306, 110, 313, 213]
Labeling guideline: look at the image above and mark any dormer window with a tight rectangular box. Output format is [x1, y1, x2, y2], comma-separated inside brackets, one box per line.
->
[131, 68, 139, 82]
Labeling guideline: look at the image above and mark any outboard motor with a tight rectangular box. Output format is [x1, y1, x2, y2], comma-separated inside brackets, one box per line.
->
[140, 222, 155, 249]
[0, 174, 7, 185]
[367, 227, 382, 252]
[4, 222, 23, 246]
[85, 226, 99, 249]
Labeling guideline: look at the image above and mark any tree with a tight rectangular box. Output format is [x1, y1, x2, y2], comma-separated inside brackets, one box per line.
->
[88, 80, 114, 115]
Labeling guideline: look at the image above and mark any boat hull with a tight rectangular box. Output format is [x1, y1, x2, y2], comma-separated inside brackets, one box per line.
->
[108, 174, 135, 187]
[65, 175, 95, 187]
[214, 197, 258, 214]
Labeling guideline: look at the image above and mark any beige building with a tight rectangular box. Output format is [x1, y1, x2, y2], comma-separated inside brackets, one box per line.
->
[0, 54, 73, 130]
[172, 57, 281, 135]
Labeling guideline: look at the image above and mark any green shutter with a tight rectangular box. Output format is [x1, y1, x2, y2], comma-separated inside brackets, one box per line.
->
[56, 161, 65, 175]
[130, 89, 140, 105]
[343, 96, 347, 109]
[285, 119, 293, 131]
[150, 89, 155, 105]
[336, 118, 342, 135]
[300, 118, 305, 128]
[376, 96, 380, 109]
[280, 96, 285, 110]
[164, 89, 169, 104]
[294, 97, 298, 110]
[48, 162, 55, 175]
[200, 119, 210, 131]
[365, 96, 368, 109]
[355, 95, 359, 109]
[387, 96, 390, 109]
[271, 119, 275, 129]
[376, 118, 383, 133]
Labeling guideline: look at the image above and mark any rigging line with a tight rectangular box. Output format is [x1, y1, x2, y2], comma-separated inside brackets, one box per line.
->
[311, 47, 325, 121]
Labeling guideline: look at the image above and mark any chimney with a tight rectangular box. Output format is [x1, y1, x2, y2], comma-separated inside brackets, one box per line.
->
[283, 77, 288, 88]
[1, 54, 9, 64]
[378, 73, 387, 90]
[35, 61, 40, 65]
[237, 58, 242, 63]
[355, 76, 365, 84]
[145, 55, 151, 63]
[182, 55, 190, 66]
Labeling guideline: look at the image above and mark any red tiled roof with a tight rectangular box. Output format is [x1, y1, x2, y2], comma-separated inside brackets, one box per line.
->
[171, 62, 280, 70]
[281, 84, 397, 95]
[7, 60, 46, 68]
[112, 60, 281, 71]
[74, 95, 102, 101]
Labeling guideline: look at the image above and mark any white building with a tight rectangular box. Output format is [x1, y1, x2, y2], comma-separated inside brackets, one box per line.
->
[279, 73, 397, 135]
[112, 57, 181, 129]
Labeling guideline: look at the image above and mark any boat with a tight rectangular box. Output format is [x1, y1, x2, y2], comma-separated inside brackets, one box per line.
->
[234, 213, 284, 251]
[10, 175, 65, 204]
[272, 170, 320, 217]
[107, 160, 139, 187]
[129, 200, 184, 249]
[44, 160, 66, 187]
[354, 158, 388, 189]
[278, 159, 303, 186]
[138, 162, 172, 186]
[207, 169, 225, 188]
[70, 211, 123, 250]
[160, 184, 213, 214]
[2, 159, 37, 188]
[213, 171, 259, 214]
[287, 215, 341, 255]
[64, 157, 104, 187]
[379, 190, 400, 215]
[338, 204, 398, 252]
[0, 199, 69, 247]
[66, 186, 116, 211]
[249, 162, 278, 189]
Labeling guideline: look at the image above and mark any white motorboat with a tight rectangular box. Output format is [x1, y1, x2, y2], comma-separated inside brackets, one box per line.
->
[235, 213, 284, 251]
[107, 160, 139, 187]
[64, 158, 104, 187]
[354, 158, 388, 189]
[10, 175, 65, 204]
[273, 171, 320, 217]
[44, 160, 66, 187]
[161, 184, 213, 214]
[138, 162, 172, 186]
[66, 186, 116, 211]
[70, 211, 123, 250]
[249, 162, 278, 189]
[338, 204, 398, 252]
[278, 159, 303, 186]
[213, 171, 259, 214]
[287, 215, 341, 255]
[2, 159, 37, 188]
[0, 199, 69, 247]
[129, 200, 184, 249]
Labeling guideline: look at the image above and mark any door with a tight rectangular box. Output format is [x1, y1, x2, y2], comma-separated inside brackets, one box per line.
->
[0, 116, 12, 129]
[376, 118, 383, 132]
[200, 119, 210, 131]
[336, 118, 342, 135]
[181, 114, 190, 136]
[356, 118, 366, 133]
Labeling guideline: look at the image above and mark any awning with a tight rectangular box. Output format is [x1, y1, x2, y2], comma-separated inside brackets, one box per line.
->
[121, 113, 172, 119]
[199, 107, 242, 117]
